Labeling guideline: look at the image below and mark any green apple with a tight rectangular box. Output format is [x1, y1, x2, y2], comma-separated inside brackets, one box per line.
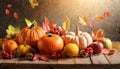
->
[18, 44, 32, 55]
[102, 38, 112, 50]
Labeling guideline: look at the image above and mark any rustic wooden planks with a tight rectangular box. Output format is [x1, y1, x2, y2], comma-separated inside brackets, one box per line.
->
[58, 58, 75, 64]
[90, 54, 109, 64]
[75, 57, 91, 64]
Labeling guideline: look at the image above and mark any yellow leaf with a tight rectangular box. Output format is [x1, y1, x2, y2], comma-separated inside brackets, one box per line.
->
[25, 18, 33, 27]
[78, 16, 87, 26]
[29, 0, 39, 8]
[62, 16, 70, 31]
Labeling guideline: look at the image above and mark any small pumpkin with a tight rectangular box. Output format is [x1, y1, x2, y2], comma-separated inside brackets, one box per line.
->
[37, 33, 64, 54]
[17, 22, 45, 48]
[2, 40, 18, 52]
[62, 26, 93, 50]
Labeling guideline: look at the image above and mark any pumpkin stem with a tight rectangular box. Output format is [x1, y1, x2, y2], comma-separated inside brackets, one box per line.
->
[75, 26, 79, 36]
[48, 33, 52, 37]
[29, 20, 37, 30]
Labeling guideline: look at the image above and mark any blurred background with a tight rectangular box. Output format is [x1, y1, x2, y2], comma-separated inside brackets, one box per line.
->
[0, 0, 120, 41]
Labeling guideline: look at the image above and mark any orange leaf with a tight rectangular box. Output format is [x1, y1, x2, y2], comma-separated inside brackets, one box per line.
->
[95, 16, 104, 21]
[13, 12, 19, 20]
[104, 11, 110, 17]
[7, 3, 12, 8]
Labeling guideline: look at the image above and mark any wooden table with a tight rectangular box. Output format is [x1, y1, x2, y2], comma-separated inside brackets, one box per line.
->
[0, 42, 120, 69]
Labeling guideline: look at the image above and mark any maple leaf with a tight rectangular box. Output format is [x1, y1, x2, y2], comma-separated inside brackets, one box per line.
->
[29, 0, 39, 8]
[6, 25, 20, 38]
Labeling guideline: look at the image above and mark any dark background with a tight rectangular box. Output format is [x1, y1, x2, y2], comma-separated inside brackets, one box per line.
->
[0, 0, 120, 41]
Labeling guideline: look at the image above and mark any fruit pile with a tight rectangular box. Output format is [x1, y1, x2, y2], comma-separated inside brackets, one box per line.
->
[0, 17, 117, 61]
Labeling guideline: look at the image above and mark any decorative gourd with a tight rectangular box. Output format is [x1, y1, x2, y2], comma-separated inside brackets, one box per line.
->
[17, 22, 45, 48]
[62, 26, 93, 50]
[37, 33, 64, 54]
[63, 43, 79, 57]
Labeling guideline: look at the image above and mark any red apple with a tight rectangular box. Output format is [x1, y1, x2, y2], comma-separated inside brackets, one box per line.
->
[89, 42, 104, 54]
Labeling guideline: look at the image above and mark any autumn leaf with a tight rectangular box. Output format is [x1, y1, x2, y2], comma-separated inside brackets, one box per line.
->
[29, 0, 39, 8]
[62, 16, 70, 31]
[78, 16, 87, 26]
[13, 12, 19, 20]
[89, 21, 95, 28]
[81, 16, 88, 21]
[6, 25, 20, 38]
[7, 3, 12, 8]
[42, 17, 50, 32]
[95, 16, 104, 21]
[33, 54, 49, 61]
[25, 18, 33, 27]
[5, 9, 10, 15]
[104, 11, 110, 17]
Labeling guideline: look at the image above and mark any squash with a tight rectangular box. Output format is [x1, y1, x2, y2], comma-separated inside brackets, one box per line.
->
[17, 22, 45, 48]
[37, 33, 64, 54]
[62, 26, 93, 50]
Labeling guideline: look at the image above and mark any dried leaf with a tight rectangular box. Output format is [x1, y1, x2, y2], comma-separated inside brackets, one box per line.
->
[5, 9, 10, 15]
[112, 43, 120, 50]
[89, 21, 95, 28]
[29, 0, 39, 8]
[81, 16, 88, 21]
[13, 12, 19, 20]
[62, 16, 70, 31]
[7, 3, 12, 8]
[25, 18, 33, 27]
[78, 16, 87, 26]
[95, 16, 104, 21]
[104, 11, 110, 17]
[33, 54, 49, 61]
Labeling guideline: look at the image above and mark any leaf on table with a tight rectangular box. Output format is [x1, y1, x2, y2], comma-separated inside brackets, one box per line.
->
[104, 11, 110, 17]
[78, 16, 87, 26]
[25, 18, 33, 27]
[95, 16, 104, 21]
[29, 0, 39, 8]
[6, 25, 20, 38]
[33, 54, 49, 61]
[89, 21, 95, 28]
[62, 16, 70, 31]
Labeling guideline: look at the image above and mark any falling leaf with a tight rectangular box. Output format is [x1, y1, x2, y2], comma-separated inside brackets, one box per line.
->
[25, 18, 33, 27]
[7, 3, 12, 8]
[78, 16, 87, 26]
[89, 21, 95, 28]
[62, 16, 70, 31]
[104, 11, 110, 17]
[81, 16, 88, 21]
[95, 16, 104, 21]
[5, 9, 10, 15]
[29, 0, 39, 8]
[13, 12, 19, 20]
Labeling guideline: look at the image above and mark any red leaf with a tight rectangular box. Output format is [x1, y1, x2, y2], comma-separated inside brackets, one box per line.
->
[33, 54, 40, 61]
[108, 50, 115, 55]
[33, 54, 49, 61]
[42, 17, 50, 32]
[39, 55, 49, 62]
[13, 12, 19, 20]
[89, 21, 95, 28]
[7, 3, 12, 8]
[5, 9, 10, 15]
[104, 11, 110, 17]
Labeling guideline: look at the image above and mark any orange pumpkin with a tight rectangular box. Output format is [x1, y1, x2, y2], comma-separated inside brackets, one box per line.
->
[62, 26, 93, 50]
[2, 40, 18, 52]
[37, 33, 64, 54]
[17, 22, 45, 48]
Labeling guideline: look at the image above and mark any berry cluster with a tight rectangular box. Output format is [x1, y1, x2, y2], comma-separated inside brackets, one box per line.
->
[51, 52, 64, 59]
[80, 47, 93, 57]
[1, 51, 14, 59]
[49, 27, 66, 36]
